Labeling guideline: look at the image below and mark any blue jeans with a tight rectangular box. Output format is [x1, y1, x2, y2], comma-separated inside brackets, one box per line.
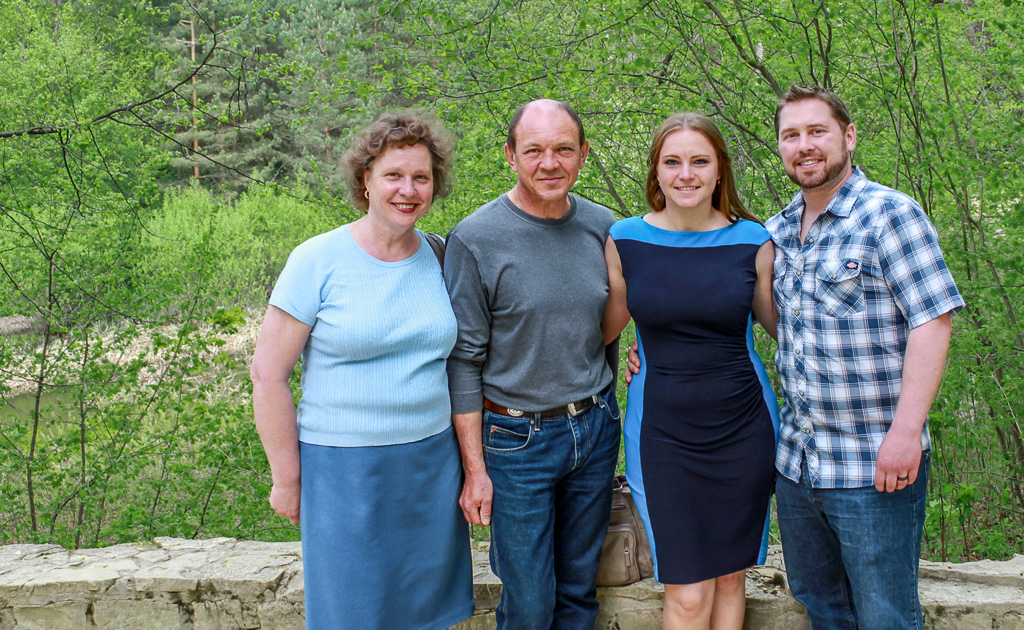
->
[483, 386, 621, 630]
[776, 452, 930, 630]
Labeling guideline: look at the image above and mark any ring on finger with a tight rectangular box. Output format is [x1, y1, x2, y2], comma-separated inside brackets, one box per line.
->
[897, 475, 909, 482]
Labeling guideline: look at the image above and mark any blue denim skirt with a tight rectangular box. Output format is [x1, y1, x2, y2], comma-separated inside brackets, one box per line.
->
[299, 426, 475, 630]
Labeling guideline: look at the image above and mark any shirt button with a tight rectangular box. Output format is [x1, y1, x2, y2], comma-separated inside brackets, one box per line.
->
[803, 426, 812, 434]
[798, 390, 805, 396]
[796, 270, 802, 277]
[794, 310, 800, 316]
[832, 274, 837, 279]
[796, 348, 802, 355]
[807, 237, 814, 244]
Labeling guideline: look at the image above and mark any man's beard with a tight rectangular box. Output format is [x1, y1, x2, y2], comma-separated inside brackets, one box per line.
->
[786, 150, 850, 190]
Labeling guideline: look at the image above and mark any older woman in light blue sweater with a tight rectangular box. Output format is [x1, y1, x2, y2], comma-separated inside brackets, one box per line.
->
[250, 112, 473, 630]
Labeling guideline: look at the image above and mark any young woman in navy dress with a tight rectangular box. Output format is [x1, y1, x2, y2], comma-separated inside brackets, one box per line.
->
[602, 113, 779, 630]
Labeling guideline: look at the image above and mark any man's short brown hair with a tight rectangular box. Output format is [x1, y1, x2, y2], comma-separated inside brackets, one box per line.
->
[774, 85, 852, 137]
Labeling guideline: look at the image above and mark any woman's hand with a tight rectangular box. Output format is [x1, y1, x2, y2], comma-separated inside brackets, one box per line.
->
[624, 340, 641, 385]
[269, 480, 301, 526]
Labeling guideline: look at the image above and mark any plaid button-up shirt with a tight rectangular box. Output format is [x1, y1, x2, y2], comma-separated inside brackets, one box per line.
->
[766, 167, 964, 488]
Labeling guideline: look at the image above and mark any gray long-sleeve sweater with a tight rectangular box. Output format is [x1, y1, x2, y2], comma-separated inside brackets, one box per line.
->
[444, 193, 615, 415]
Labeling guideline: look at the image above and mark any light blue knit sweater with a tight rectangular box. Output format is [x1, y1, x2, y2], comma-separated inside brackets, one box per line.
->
[269, 225, 457, 447]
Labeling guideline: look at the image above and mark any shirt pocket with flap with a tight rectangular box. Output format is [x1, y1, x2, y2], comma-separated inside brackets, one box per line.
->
[814, 241, 870, 318]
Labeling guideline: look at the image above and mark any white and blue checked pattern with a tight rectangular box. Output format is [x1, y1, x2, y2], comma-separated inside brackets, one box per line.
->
[766, 167, 964, 488]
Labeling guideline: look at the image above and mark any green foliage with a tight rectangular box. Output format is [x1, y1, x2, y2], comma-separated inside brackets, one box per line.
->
[0, 320, 295, 546]
[2, 0, 1022, 561]
[140, 183, 340, 308]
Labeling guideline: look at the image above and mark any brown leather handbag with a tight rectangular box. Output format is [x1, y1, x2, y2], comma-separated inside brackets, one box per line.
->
[596, 474, 654, 586]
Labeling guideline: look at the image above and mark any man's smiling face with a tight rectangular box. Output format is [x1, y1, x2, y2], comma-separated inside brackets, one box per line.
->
[777, 98, 856, 192]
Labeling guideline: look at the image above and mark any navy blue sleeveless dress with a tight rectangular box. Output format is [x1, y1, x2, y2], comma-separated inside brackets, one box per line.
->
[611, 216, 779, 585]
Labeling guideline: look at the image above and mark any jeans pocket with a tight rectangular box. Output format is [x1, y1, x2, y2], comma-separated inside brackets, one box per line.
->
[483, 411, 532, 454]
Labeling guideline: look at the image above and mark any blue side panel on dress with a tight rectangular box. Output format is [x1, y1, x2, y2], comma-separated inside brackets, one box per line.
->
[623, 332, 658, 575]
[746, 313, 781, 564]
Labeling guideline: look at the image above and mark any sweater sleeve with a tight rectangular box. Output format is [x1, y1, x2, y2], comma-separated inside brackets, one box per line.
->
[268, 238, 324, 326]
[443, 231, 490, 414]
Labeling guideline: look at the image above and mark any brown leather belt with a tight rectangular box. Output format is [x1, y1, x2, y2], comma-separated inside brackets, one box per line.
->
[483, 393, 600, 419]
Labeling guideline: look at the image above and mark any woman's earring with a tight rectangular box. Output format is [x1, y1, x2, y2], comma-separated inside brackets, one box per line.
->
[364, 190, 369, 199]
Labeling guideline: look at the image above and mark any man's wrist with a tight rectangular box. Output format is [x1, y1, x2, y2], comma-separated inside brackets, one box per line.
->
[887, 414, 926, 440]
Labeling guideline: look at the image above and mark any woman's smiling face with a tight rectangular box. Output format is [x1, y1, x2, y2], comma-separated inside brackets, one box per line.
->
[656, 128, 719, 215]
[363, 143, 435, 231]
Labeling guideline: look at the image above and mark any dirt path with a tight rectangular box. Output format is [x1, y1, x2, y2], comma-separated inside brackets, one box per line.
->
[1, 313, 262, 398]
[0, 314, 43, 336]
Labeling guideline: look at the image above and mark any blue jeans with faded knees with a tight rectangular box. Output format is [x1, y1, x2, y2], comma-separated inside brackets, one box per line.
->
[776, 452, 930, 630]
[484, 386, 621, 630]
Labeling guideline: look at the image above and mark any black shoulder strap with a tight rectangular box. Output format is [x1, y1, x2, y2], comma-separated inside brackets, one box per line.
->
[424, 232, 446, 268]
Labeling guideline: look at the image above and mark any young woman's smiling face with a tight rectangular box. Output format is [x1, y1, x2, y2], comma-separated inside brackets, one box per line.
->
[656, 129, 719, 215]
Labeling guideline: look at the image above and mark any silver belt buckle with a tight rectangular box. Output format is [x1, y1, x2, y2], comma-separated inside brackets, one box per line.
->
[507, 408, 524, 417]
[566, 401, 579, 416]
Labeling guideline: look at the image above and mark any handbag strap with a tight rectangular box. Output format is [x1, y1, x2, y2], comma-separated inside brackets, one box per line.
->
[424, 232, 446, 268]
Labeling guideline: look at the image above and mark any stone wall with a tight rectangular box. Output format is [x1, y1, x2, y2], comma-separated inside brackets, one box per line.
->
[0, 537, 1021, 629]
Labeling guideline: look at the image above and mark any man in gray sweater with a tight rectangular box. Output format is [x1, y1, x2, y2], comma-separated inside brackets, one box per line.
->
[444, 99, 621, 629]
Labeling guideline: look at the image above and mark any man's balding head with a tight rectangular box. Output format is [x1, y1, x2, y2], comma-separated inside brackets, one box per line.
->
[506, 99, 586, 152]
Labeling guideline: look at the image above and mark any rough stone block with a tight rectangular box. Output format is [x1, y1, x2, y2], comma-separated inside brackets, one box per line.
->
[72, 544, 141, 561]
[137, 549, 172, 563]
[132, 566, 201, 594]
[1, 539, 1022, 629]
[743, 606, 812, 630]
[0, 545, 64, 566]
[156, 537, 236, 552]
[744, 581, 809, 630]
[231, 541, 301, 556]
[920, 555, 1024, 588]
[601, 608, 662, 630]
[101, 576, 142, 600]
[273, 567, 304, 605]
[202, 554, 287, 601]
[256, 600, 305, 630]
[0, 564, 57, 594]
[595, 581, 664, 627]
[599, 577, 664, 603]
[450, 611, 495, 630]
[922, 577, 1024, 609]
[85, 557, 140, 574]
[22, 566, 119, 604]
[926, 610, 998, 630]
[193, 598, 259, 629]
[162, 551, 211, 572]
[470, 582, 501, 613]
[11, 601, 89, 629]
[93, 598, 190, 629]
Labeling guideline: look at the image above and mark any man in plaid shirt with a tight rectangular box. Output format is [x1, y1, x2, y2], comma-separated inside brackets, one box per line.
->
[767, 85, 964, 629]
